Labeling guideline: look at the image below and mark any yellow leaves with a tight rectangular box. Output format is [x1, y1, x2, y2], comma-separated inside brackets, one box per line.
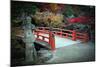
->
[34, 11, 64, 28]
[49, 3, 59, 12]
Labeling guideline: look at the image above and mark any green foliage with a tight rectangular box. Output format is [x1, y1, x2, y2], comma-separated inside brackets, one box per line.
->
[11, 1, 38, 23]
[63, 6, 75, 18]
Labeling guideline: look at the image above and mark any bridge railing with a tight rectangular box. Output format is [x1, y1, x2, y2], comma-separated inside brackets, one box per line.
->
[76, 32, 89, 42]
[34, 30, 55, 50]
[52, 28, 76, 40]
[35, 27, 89, 42]
[34, 30, 49, 43]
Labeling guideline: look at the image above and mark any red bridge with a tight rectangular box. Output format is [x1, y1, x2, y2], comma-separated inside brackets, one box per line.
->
[34, 27, 89, 51]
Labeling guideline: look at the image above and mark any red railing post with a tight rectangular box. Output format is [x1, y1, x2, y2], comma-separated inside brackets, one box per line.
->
[49, 31, 55, 50]
[72, 30, 76, 41]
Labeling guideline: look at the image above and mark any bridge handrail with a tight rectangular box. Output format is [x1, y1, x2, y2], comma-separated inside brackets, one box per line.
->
[35, 27, 89, 42]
